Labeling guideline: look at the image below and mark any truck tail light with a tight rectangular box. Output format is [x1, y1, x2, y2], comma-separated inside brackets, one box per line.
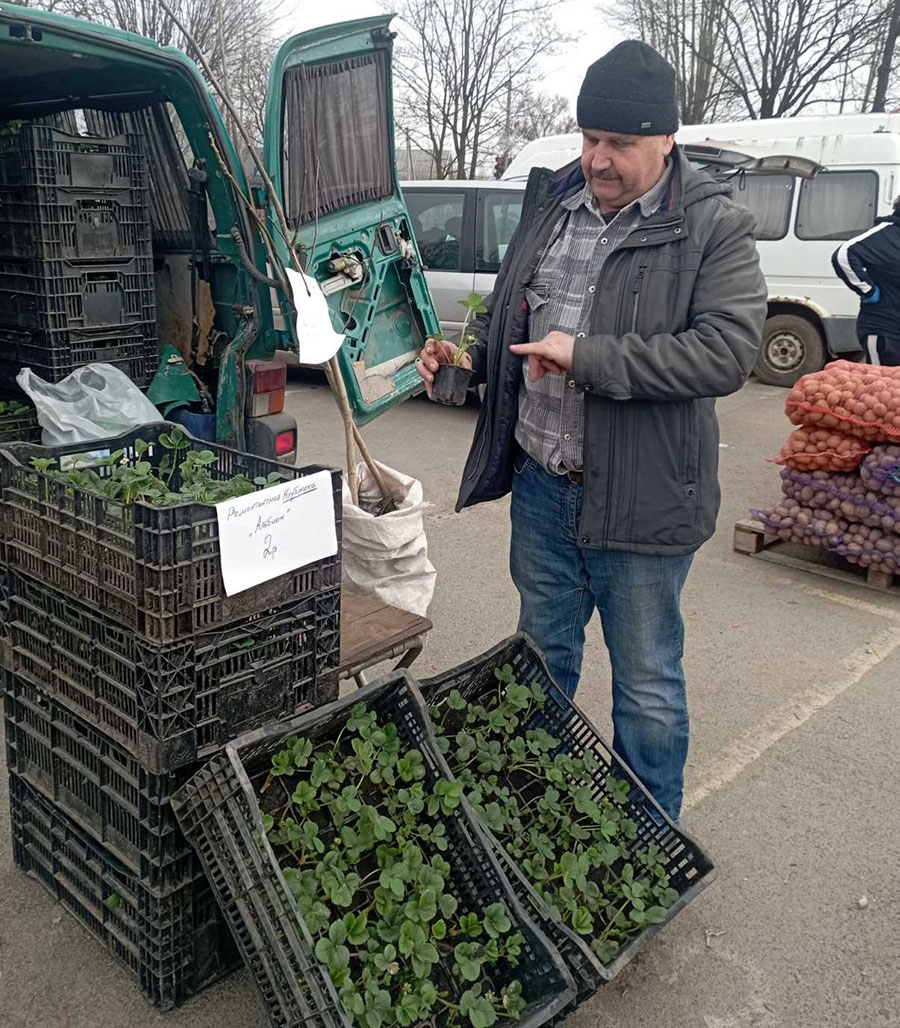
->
[247, 359, 286, 417]
[276, 428, 296, 457]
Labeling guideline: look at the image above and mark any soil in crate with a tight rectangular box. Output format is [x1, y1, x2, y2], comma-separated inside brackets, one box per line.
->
[172, 675, 576, 1028]
[9, 772, 240, 1011]
[7, 569, 340, 772]
[0, 423, 342, 643]
[421, 634, 715, 998]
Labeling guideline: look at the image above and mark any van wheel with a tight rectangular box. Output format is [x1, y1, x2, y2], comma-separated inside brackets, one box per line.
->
[755, 315, 826, 388]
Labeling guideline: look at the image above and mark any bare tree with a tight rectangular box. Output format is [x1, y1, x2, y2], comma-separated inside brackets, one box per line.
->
[870, 0, 900, 111]
[509, 87, 577, 151]
[605, 0, 739, 123]
[606, 0, 886, 121]
[391, 0, 567, 179]
[711, 0, 883, 118]
[24, 0, 280, 146]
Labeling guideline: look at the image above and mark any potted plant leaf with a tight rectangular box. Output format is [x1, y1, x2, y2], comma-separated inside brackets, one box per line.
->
[430, 292, 487, 406]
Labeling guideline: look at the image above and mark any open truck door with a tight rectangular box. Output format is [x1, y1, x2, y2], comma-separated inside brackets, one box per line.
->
[263, 16, 440, 426]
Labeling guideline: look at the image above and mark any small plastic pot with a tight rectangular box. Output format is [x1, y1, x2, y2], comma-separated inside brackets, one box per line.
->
[431, 363, 474, 406]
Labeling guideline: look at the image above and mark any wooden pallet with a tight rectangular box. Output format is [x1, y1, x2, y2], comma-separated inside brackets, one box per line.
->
[733, 518, 899, 594]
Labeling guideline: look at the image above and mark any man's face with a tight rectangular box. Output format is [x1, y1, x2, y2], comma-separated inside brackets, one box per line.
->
[580, 129, 674, 211]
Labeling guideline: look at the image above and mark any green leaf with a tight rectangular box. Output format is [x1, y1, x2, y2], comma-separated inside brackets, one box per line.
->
[483, 903, 511, 939]
[432, 918, 447, 941]
[459, 912, 482, 937]
[408, 886, 437, 923]
[591, 938, 620, 965]
[460, 988, 497, 1028]
[342, 911, 369, 945]
[454, 941, 484, 981]
[396, 992, 422, 1027]
[398, 920, 426, 957]
[439, 893, 459, 919]
[645, 905, 668, 925]
[315, 936, 350, 973]
[571, 906, 594, 935]
[446, 689, 467, 710]
[105, 892, 123, 911]
[373, 943, 398, 974]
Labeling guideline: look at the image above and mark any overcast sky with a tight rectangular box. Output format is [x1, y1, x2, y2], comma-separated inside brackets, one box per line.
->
[278, 1, 623, 121]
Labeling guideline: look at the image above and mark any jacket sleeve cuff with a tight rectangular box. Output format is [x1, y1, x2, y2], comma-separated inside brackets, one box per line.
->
[572, 335, 597, 392]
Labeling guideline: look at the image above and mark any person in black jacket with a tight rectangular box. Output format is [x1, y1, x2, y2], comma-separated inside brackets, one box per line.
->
[832, 198, 900, 365]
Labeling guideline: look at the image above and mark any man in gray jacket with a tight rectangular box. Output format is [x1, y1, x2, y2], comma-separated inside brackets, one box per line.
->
[417, 41, 766, 820]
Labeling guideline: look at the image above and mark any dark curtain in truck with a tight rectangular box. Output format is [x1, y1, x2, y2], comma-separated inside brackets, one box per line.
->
[282, 50, 393, 227]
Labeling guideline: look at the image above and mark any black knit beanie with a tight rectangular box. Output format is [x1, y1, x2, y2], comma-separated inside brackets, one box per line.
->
[577, 40, 679, 136]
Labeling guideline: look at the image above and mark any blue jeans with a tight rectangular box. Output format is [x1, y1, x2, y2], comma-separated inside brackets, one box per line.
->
[510, 450, 693, 820]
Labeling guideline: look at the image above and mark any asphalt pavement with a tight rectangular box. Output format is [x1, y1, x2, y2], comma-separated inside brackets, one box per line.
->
[1, 375, 897, 1028]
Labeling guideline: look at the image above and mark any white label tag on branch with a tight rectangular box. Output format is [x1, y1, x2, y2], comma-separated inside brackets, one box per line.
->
[285, 267, 345, 365]
[215, 470, 338, 596]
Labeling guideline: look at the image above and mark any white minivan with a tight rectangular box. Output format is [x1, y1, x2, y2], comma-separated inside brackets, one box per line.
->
[503, 114, 900, 386]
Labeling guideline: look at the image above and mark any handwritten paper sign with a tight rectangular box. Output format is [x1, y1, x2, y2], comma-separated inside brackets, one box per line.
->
[215, 470, 337, 596]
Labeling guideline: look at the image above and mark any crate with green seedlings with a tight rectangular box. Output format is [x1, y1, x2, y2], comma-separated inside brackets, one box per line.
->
[422, 634, 715, 999]
[171, 673, 575, 1028]
[0, 422, 341, 643]
[0, 396, 40, 444]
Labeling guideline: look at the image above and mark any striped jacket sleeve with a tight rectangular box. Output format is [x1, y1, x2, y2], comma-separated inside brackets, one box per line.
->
[832, 222, 892, 298]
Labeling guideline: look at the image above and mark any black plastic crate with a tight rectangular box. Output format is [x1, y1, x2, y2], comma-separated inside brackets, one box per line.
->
[0, 423, 342, 643]
[9, 772, 240, 1011]
[0, 184, 152, 262]
[0, 398, 40, 444]
[7, 569, 340, 772]
[171, 673, 576, 1028]
[0, 255, 155, 333]
[0, 126, 147, 191]
[0, 321, 157, 387]
[420, 634, 716, 1001]
[5, 669, 198, 888]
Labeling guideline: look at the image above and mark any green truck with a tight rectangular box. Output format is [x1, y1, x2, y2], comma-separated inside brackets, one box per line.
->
[0, 4, 439, 457]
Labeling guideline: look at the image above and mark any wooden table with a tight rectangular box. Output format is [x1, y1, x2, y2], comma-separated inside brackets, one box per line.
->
[339, 587, 432, 686]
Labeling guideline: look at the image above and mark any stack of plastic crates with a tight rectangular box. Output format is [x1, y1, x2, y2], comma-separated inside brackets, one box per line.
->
[0, 125, 158, 387]
[1, 424, 343, 1009]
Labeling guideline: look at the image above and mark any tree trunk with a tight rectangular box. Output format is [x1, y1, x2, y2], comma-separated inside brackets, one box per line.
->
[872, 0, 900, 112]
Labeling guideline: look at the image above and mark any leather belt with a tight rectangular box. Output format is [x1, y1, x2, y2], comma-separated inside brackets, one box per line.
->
[565, 469, 584, 485]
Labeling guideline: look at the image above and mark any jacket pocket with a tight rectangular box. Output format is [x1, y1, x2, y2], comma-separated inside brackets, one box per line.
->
[609, 400, 699, 547]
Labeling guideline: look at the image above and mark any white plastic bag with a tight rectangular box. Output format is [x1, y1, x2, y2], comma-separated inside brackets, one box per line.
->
[341, 461, 436, 617]
[17, 363, 163, 445]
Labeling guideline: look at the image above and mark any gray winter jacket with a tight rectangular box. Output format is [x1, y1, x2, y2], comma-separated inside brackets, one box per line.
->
[456, 147, 767, 555]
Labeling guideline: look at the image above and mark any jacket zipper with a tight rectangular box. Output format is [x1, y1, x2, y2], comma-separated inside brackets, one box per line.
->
[630, 266, 647, 333]
[601, 404, 617, 544]
[466, 181, 557, 484]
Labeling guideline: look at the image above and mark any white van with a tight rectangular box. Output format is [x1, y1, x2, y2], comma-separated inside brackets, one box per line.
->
[504, 114, 900, 386]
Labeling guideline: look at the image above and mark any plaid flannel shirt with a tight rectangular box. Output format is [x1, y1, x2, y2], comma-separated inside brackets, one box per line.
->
[515, 161, 673, 474]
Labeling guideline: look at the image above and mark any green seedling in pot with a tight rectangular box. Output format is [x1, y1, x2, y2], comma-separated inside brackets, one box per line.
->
[452, 292, 488, 366]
